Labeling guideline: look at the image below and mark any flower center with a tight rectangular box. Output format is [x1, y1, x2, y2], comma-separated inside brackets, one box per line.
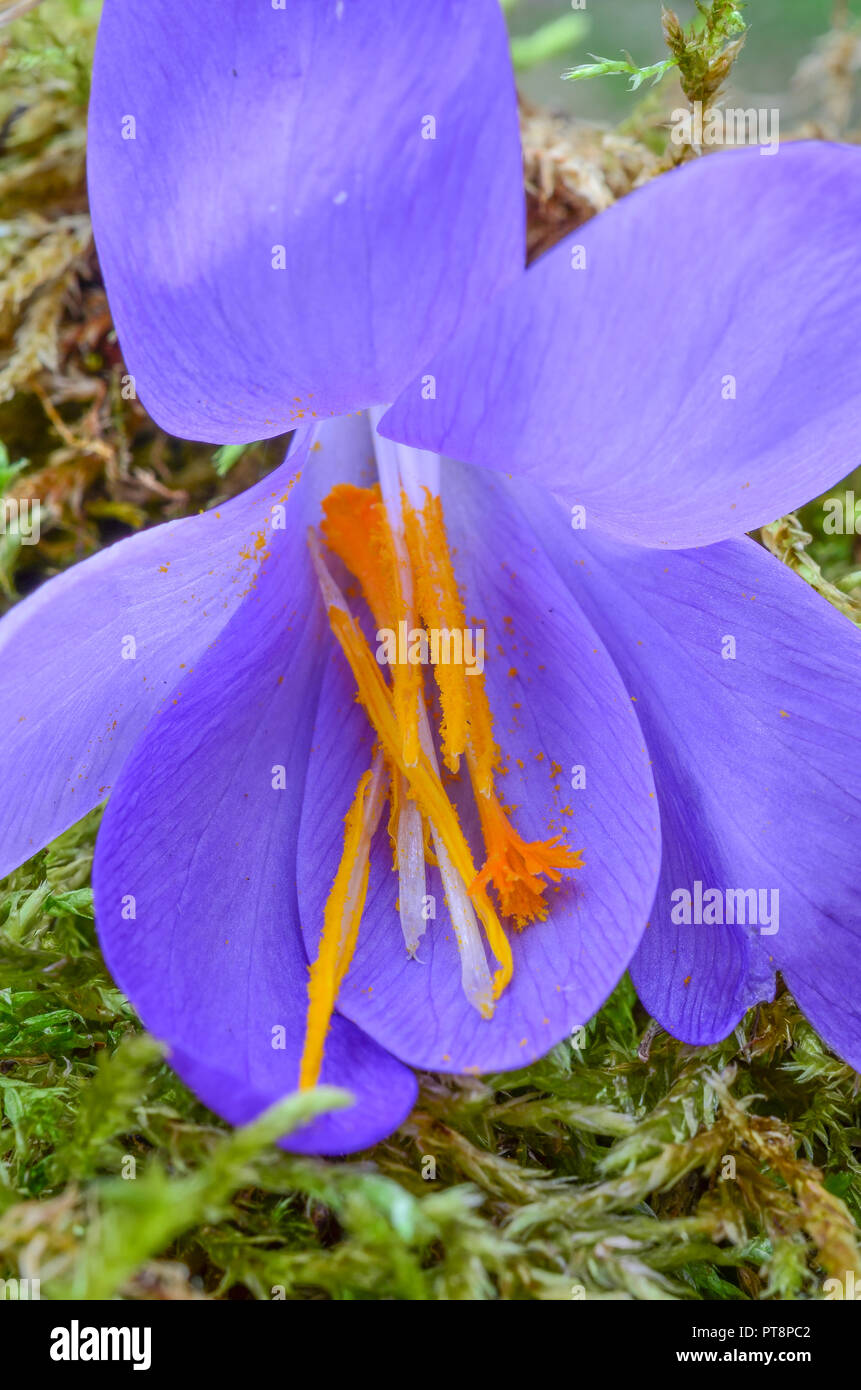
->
[299, 456, 582, 1090]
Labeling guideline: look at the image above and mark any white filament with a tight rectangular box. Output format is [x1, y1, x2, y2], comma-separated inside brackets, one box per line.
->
[307, 527, 350, 615]
[416, 699, 494, 1016]
[394, 776, 427, 957]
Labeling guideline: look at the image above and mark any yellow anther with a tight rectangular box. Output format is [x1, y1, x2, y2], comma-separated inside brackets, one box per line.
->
[299, 754, 386, 1090]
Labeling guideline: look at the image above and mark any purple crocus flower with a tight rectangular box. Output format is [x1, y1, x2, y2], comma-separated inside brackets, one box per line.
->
[2, 1, 860, 1158]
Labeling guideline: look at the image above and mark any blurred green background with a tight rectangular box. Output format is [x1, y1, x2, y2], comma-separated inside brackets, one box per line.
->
[510, 0, 860, 123]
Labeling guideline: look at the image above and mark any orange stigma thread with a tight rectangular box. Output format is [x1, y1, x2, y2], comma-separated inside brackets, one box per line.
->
[402, 492, 470, 773]
[471, 790, 584, 929]
[322, 484, 420, 768]
[300, 479, 582, 1086]
[404, 488, 582, 928]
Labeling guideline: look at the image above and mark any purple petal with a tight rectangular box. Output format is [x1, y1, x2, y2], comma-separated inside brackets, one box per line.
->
[92, 453, 416, 1155]
[523, 479, 861, 1061]
[381, 143, 861, 548]
[297, 460, 660, 1072]
[88, 0, 524, 443]
[0, 459, 305, 879]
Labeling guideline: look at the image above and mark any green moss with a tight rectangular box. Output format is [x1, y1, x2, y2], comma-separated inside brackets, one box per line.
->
[1, 811, 859, 1300]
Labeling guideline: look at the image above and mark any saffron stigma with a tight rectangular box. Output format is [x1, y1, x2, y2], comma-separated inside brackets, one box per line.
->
[299, 480, 583, 1089]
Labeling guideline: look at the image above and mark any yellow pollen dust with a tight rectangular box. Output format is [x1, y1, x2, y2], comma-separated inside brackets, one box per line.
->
[299, 483, 582, 1089]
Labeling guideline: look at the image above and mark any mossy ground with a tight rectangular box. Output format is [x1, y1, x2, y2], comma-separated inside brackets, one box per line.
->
[1, 0, 860, 1301]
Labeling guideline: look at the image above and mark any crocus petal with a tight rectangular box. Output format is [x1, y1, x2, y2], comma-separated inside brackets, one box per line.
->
[0, 459, 307, 880]
[88, 0, 524, 443]
[520, 479, 861, 1062]
[381, 143, 861, 549]
[92, 456, 416, 1155]
[297, 460, 660, 1073]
